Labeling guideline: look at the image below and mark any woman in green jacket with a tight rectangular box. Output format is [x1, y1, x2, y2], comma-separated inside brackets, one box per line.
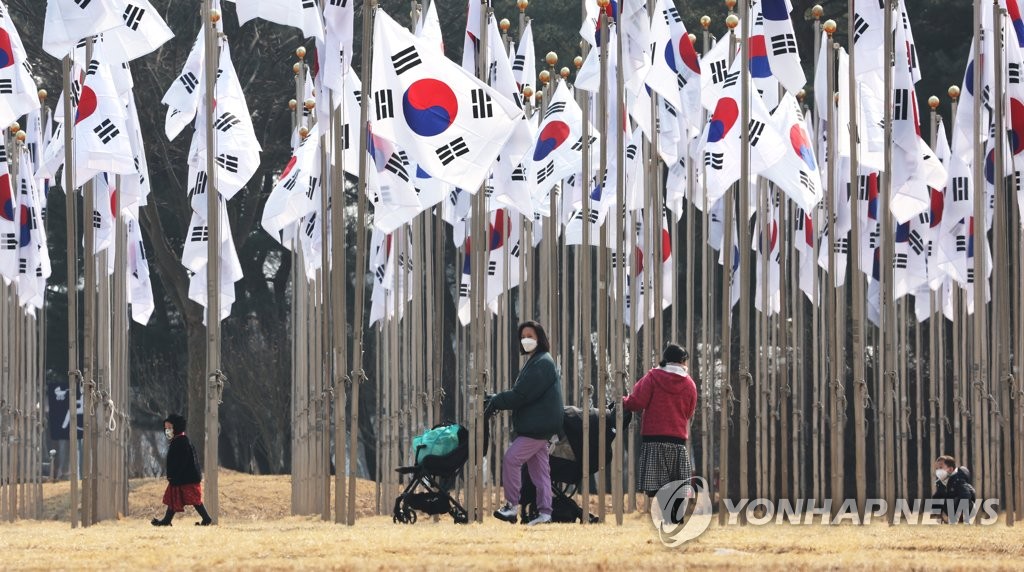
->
[485, 321, 563, 526]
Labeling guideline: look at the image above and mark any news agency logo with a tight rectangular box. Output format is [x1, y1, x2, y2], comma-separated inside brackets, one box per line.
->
[650, 477, 713, 548]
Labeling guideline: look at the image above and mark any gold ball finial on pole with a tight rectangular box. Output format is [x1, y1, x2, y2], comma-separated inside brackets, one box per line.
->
[823, 19, 837, 36]
[597, 0, 610, 9]
[573, 55, 584, 69]
[500, 19, 511, 33]
[304, 98, 316, 111]
[299, 126, 310, 139]
[797, 89, 806, 102]
[517, 0, 529, 12]
[38, 89, 48, 101]
[948, 85, 961, 100]
[812, 5, 824, 20]
[523, 85, 534, 99]
[16, 131, 26, 143]
[725, 0, 737, 11]
[545, 51, 558, 67]
[10, 121, 20, 133]
[700, 15, 711, 30]
[296, 46, 307, 59]
[210, 8, 221, 23]
[928, 95, 940, 110]
[725, 14, 739, 30]
[292, 62, 302, 75]
[288, 99, 298, 111]
[560, 67, 570, 79]
[539, 69, 551, 85]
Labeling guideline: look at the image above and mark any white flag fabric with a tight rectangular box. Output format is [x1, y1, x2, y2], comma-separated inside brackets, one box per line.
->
[761, 92, 823, 213]
[183, 199, 244, 321]
[93, 0, 174, 64]
[262, 124, 321, 240]
[319, 0, 355, 97]
[121, 93, 151, 208]
[187, 42, 262, 203]
[415, 0, 444, 53]
[760, 0, 806, 94]
[42, 0, 124, 59]
[0, 2, 41, 127]
[0, 141, 19, 281]
[527, 81, 597, 194]
[227, 0, 324, 41]
[15, 147, 50, 309]
[125, 209, 154, 324]
[72, 61, 137, 184]
[512, 20, 536, 93]
[370, 10, 521, 192]
[162, 31, 203, 141]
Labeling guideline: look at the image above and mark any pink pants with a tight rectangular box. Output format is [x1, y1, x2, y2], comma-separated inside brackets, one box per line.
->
[502, 436, 552, 515]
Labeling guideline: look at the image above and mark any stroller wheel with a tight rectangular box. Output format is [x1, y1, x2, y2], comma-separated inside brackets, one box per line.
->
[393, 506, 417, 524]
[403, 508, 417, 524]
[453, 512, 468, 525]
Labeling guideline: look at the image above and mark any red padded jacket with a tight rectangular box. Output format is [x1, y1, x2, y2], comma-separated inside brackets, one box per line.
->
[622, 367, 697, 440]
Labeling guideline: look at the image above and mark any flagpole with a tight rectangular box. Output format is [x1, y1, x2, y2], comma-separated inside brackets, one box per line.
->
[735, 0, 753, 518]
[927, 97, 941, 496]
[330, 64, 350, 527]
[969, 0, 986, 506]
[698, 13, 714, 506]
[578, 10, 595, 521]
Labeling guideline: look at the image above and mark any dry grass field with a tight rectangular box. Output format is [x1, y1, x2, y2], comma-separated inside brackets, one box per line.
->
[0, 470, 1021, 570]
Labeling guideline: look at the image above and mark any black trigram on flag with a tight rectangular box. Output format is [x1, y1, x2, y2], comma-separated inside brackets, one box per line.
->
[471, 88, 493, 119]
[893, 252, 909, 269]
[0, 233, 16, 250]
[190, 225, 209, 242]
[213, 113, 240, 133]
[853, 15, 869, 43]
[216, 154, 240, 174]
[93, 119, 120, 144]
[955, 234, 967, 252]
[0, 144, 6, 164]
[710, 60, 729, 84]
[536, 162, 555, 184]
[834, 237, 849, 254]
[87, 60, 99, 76]
[19, 258, 27, 274]
[857, 175, 872, 200]
[385, 150, 410, 182]
[282, 174, 298, 191]
[339, 123, 350, 150]
[543, 101, 565, 120]
[952, 177, 968, 202]
[74, 0, 92, 9]
[179, 72, 198, 94]
[511, 165, 527, 182]
[301, 0, 317, 8]
[188, 170, 208, 199]
[748, 120, 765, 146]
[1011, 63, 1022, 85]
[459, 282, 470, 298]
[586, 208, 599, 224]
[306, 177, 319, 200]
[375, 264, 387, 284]
[512, 54, 526, 72]
[625, 144, 638, 161]
[755, 12, 764, 26]
[511, 241, 521, 258]
[392, 46, 422, 75]
[330, 0, 347, 6]
[798, 170, 813, 192]
[663, 6, 682, 24]
[123, 4, 145, 30]
[771, 34, 798, 56]
[894, 89, 910, 121]
[909, 230, 926, 255]
[484, 185, 494, 198]
[305, 213, 317, 238]
[374, 89, 394, 120]
[722, 70, 740, 88]
[704, 152, 724, 170]
[436, 137, 469, 166]
[0, 79, 11, 94]
[571, 135, 596, 151]
[93, 210, 102, 229]
[487, 260, 498, 277]
[967, 268, 975, 284]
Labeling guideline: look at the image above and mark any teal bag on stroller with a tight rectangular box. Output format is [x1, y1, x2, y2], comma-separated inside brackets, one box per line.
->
[413, 425, 461, 464]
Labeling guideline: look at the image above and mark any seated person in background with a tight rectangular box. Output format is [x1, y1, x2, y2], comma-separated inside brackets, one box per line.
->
[931, 455, 976, 524]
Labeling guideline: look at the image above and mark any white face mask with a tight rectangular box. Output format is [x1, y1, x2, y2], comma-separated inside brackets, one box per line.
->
[935, 469, 949, 481]
[521, 338, 538, 353]
[165, 428, 174, 440]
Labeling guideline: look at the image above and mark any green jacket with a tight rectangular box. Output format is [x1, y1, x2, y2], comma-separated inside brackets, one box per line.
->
[489, 351, 564, 440]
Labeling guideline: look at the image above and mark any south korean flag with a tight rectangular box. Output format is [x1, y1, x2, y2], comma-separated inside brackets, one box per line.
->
[370, 10, 521, 192]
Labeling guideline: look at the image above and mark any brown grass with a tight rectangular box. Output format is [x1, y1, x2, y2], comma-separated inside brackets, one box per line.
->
[0, 471, 1020, 570]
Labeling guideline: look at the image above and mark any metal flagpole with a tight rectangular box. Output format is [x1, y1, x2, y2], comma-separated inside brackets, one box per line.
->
[331, 68, 350, 526]
[698, 14, 713, 504]
[595, 1, 611, 523]
[969, 0, 985, 505]
[579, 18, 596, 521]
[736, 0, 753, 516]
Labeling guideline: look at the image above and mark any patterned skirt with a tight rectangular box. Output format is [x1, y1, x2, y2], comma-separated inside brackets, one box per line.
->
[162, 483, 203, 512]
[637, 441, 692, 494]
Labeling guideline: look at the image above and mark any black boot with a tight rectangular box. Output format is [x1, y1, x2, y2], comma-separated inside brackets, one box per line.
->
[151, 508, 174, 526]
[194, 504, 213, 526]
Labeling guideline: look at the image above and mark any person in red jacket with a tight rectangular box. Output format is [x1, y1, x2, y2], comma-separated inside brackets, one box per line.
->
[623, 343, 698, 498]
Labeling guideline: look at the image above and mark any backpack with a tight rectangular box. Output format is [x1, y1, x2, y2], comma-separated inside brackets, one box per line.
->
[413, 425, 461, 464]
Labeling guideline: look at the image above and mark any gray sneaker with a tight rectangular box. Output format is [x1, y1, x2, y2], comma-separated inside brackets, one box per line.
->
[526, 513, 552, 526]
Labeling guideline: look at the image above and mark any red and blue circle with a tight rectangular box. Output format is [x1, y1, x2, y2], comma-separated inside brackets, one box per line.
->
[0, 29, 15, 69]
[789, 123, 816, 170]
[402, 79, 458, 138]
[75, 85, 97, 125]
[1010, 98, 1024, 155]
[0, 174, 13, 221]
[19, 204, 30, 247]
[533, 120, 570, 162]
[678, 37, 700, 75]
[708, 98, 738, 143]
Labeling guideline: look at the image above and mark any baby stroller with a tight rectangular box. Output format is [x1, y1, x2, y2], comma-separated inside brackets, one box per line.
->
[392, 422, 489, 524]
[519, 404, 631, 523]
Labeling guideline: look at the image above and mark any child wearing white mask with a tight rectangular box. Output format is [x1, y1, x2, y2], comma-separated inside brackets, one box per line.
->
[931, 455, 976, 523]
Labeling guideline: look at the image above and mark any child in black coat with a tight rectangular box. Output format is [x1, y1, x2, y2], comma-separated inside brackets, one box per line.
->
[151, 414, 213, 526]
[931, 455, 977, 524]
